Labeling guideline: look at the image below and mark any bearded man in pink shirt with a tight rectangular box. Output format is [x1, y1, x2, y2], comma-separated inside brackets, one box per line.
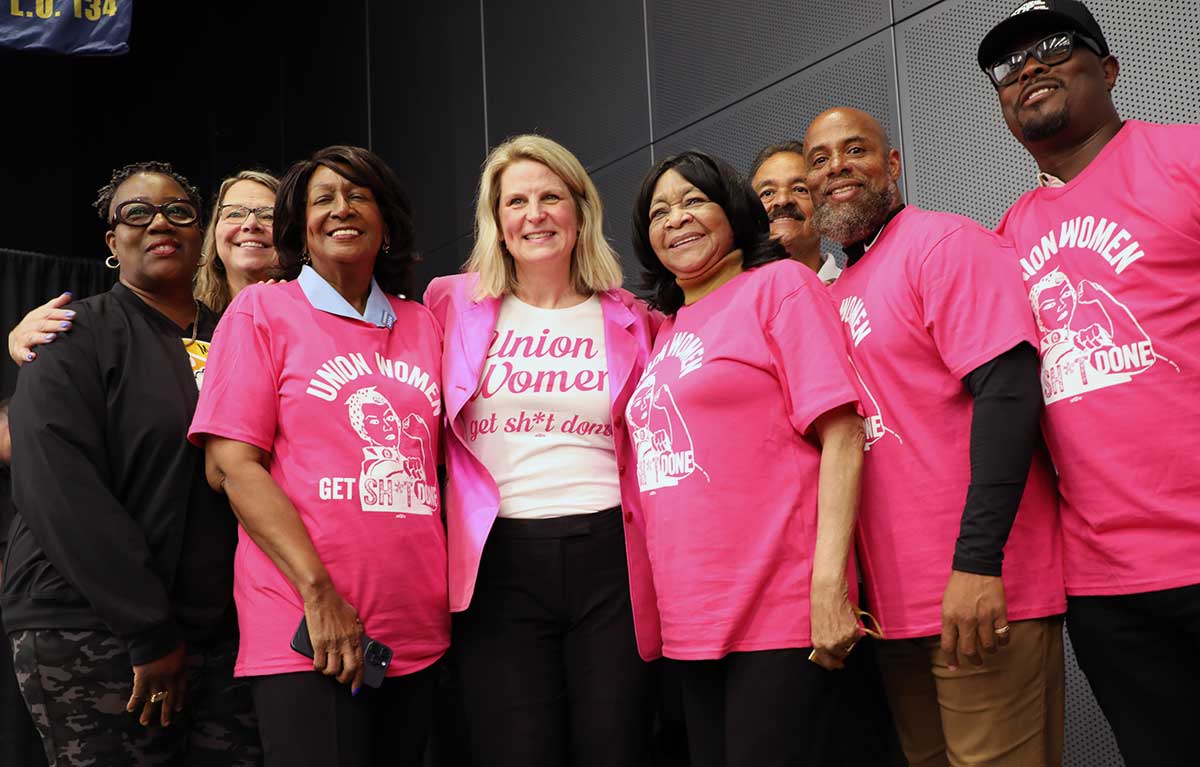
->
[804, 106, 1067, 767]
[979, 3, 1200, 765]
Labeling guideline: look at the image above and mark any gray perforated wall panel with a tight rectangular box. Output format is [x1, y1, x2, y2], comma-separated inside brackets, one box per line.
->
[590, 147, 655, 277]
[653, 31, 900, 175]
[647, 0, 891, 137]
[893, 0, 942, 21]
[481, 0, 650, 170]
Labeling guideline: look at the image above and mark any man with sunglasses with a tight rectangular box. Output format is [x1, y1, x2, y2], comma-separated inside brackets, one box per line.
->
[979, 3, 1200, 765]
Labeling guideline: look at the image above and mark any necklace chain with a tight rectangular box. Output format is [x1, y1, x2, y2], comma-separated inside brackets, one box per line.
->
[187, 299, 201, 344]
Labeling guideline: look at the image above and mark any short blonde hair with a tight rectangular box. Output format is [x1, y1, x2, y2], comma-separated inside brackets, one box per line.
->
[195, 170, 280, 313]
[465, 135, 622, 299]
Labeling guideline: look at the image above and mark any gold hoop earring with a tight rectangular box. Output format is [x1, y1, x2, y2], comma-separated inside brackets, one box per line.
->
[105, 255, 119, 270]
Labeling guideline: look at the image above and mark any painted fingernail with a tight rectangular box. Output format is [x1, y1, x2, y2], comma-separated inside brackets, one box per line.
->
[352, 686, 360, 697]
[60, 321, 71, 329]
[44, 334, 55, 342]
[64, 310, 76, 318]
[25, 353, 33, 361]
[63, 291, 73, 298]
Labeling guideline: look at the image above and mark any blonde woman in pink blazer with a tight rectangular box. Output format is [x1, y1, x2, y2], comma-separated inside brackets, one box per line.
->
[424, 134, 660, 767]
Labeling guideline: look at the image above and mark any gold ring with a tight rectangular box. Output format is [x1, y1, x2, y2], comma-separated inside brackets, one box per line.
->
[994, 624, 1011, 636]
[149, 691, 167, 704]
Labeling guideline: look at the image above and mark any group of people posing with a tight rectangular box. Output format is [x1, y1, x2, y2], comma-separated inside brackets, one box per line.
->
[2, 2, 1197, 766]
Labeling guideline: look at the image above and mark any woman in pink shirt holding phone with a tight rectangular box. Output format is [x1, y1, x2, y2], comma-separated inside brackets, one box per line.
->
[191, 145, 449, 767]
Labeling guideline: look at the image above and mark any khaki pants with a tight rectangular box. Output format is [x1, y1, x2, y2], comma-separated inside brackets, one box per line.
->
[876, 616, 1064, 767]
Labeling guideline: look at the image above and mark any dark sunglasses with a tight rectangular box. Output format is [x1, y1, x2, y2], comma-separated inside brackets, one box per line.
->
[986, 31, 1104, 88]
[111, 199, 200, 228]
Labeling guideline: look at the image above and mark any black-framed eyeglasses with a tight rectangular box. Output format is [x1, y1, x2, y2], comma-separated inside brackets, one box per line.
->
[986, 31, 1104, 88]
[219, 204, 275, 225]
[111, 199, 200, 228]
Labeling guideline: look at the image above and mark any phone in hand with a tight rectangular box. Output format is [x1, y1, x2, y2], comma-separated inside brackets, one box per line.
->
[290, 615, 393, 689]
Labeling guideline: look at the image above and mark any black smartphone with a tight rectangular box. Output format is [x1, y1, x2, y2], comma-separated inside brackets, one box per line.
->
[291, 616, 393, 689]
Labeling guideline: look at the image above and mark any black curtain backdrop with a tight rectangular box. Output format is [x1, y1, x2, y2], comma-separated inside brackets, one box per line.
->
[1, 249, 116, 399]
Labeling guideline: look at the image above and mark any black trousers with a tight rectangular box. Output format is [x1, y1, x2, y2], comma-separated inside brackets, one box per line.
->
[826, 636, 906, 767]
[1067, 582, 1200, 767]
[251, 663, 437, 767]
[676, 648, 836, 767]
[453, 507, 652, 767]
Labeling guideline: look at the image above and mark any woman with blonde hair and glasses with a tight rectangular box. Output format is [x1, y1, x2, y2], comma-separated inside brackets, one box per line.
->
[8, 168, 279, 363]
[424, 134, 660, 766]
[194, 169, 280, 313]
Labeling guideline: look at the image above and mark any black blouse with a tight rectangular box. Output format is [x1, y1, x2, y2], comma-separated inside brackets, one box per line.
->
[1, 283, 237, 664]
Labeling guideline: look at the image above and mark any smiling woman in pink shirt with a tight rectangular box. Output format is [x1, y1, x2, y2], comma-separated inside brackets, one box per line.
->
[424, 134, 659, 767]
[629, 150, 866, 767]
[190, 145, 449, 766]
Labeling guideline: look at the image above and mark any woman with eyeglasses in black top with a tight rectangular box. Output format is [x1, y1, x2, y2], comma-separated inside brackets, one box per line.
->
[2, 162, 261, 765]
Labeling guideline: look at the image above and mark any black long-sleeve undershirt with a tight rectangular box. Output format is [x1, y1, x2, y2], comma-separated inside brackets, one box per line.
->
[952, 342, 1044, 576]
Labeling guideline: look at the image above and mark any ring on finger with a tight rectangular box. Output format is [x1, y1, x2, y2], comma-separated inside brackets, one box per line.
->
[994, 624, 1011, 636]
[149, 691, 168, 704]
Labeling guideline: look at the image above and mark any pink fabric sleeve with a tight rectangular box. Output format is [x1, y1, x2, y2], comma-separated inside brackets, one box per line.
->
[421, 276, 453, 332]
[188, 299, 280, 452]
[764, 280, 861, 436]
[918, 225, 1037, 379]
[1163, 123, 1200, 208]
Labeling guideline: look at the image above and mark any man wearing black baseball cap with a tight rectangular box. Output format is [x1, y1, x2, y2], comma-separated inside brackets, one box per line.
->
[979, 4, 1200, 766]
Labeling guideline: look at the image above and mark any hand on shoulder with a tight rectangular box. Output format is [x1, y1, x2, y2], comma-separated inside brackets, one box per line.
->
[8, 292, 76, 366]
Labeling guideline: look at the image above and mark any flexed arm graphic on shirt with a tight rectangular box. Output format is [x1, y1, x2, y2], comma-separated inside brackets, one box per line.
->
[629, 374, 708, 491]
[400, 413, 437, 500]
[346, 386, 437, 514]
[1030, 270, 1178, 404]
[1071, 280, 1178, 371]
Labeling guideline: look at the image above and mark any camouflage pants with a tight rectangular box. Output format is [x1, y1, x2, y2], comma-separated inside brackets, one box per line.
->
[9, 630, 262, 767]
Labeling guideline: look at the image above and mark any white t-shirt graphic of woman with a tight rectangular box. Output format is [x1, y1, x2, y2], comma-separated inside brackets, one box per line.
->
[346, 386, 437, 514]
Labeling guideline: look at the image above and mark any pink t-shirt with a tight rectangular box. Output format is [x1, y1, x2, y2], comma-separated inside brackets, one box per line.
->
[627, 258, 860, 660]
[189, 282, 449, 677]
[831, 207, 1065, 640]
[996, 121, 1200, 597]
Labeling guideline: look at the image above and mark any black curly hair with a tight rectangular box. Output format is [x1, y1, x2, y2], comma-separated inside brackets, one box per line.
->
[273, 145, 418, 298]
[631, 150, 786, 315]
[92, 161, 202, 224]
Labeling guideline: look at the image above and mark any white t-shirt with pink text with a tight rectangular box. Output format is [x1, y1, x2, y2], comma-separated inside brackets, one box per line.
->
[996, 120, 1200, 596]
[189, 281, 449, 678]
[463, 295, 621, 519]
[831, 207, 1065, 639]
[628, 259, 861, 660]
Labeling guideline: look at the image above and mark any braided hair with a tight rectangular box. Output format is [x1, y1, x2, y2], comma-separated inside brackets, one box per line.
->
[92, 161, 202, 223]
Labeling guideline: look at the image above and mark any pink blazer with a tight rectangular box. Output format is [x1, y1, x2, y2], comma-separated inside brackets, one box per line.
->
[424, 273, 663, 660]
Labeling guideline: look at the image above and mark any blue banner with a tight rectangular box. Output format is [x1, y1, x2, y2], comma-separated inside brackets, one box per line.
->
[0, 0, 131, 55]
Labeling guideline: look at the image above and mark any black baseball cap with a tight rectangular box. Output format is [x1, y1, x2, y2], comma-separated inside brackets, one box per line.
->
[977, 0, 1109, 71]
